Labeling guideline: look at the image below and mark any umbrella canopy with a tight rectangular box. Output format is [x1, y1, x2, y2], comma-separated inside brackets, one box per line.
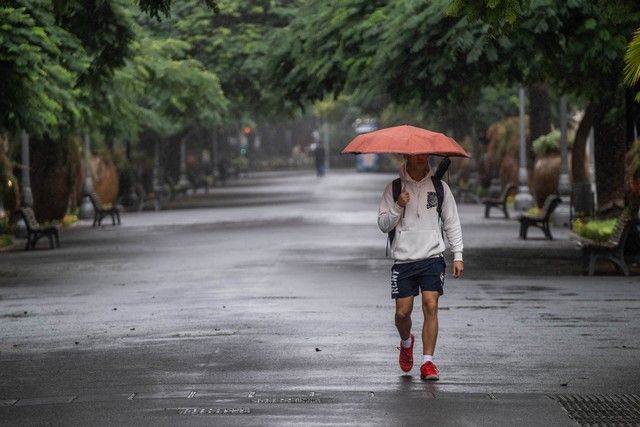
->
[342, 125, 470, 158]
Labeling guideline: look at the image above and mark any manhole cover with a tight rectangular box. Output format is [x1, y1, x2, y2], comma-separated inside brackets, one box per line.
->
[550, 394, 640, 426]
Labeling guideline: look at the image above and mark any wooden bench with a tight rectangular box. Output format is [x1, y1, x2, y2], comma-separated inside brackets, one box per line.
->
[18, 207, 60, 250]
[86, 191, 121, 227]
[573, 212, 635, 276]
[518, 194, 562, 240]
[482, 183, 516, 218]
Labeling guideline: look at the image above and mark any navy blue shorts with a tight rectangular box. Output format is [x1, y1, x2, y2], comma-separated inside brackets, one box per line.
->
[391, 257, 446, 299]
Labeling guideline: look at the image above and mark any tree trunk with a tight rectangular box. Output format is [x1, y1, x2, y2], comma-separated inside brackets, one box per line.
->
[571, 103, 594, 184]
[593, 98, 626, 215]
[528, 82, 552, 173]
[30, 136, 81, 222]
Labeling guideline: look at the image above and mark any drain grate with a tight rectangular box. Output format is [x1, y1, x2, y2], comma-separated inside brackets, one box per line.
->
[550, 394, 640, 426]
[178, 407, 250, 415]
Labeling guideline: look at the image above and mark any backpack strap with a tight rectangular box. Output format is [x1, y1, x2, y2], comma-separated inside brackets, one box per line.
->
[431, 176, 445, 239]
[387, 178, 402, 256]
[431, 176, 444, 220]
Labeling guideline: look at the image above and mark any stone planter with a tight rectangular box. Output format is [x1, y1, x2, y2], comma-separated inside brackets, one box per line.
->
[532, 153, 561, 208]
[76, 154, 120, 206]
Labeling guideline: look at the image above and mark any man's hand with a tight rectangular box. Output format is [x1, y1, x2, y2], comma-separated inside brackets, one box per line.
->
[452, 260, 464, 278]
[397, 187, 410, 207]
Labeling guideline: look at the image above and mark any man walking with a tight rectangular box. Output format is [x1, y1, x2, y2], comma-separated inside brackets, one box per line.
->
[378, 154, 464, 380]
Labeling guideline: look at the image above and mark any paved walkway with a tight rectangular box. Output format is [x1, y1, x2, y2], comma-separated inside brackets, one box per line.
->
[1, 170, 639, 426]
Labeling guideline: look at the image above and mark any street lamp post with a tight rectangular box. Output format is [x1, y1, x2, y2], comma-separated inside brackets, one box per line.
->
[178, 139, 190, 189]
[153, 140, 162, 193]
[322, 121, 330, 173]
[79, 133, 95, 219]
[515, 87, 534, 211]
[211, 130, 218, 178]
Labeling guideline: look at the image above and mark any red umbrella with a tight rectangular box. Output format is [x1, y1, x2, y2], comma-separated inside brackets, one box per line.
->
[342, 125, 470, 158]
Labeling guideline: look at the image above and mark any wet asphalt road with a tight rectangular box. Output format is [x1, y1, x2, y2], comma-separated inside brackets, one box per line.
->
[0, 170, 639, 426]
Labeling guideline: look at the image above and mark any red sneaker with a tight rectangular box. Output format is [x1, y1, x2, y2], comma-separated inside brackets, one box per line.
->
[398, 335, 414, 372]
[420, 361, 439, 380]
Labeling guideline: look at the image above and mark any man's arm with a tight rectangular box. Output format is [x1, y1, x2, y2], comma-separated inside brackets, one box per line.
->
[378, 183, 404, 233]
[441, 182, 464, 278]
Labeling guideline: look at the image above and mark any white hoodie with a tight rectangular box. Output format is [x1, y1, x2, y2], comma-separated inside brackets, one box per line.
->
[378, 164, 463, 263]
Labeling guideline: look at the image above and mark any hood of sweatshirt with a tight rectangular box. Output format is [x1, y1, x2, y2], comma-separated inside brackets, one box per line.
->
[398, 162, 432, 184]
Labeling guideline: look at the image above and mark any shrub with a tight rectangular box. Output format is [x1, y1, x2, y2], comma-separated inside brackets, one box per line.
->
[532, 130, 561, 157]
[62, 213, 78, 228]
[0, 217, 12, 234]
[0, 234, 12, 248]
[572, 218, 617, 241]
[526, 206, 541, 216]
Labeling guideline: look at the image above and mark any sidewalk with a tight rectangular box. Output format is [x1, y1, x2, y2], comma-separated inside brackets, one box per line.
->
[1, 170, 638, 426]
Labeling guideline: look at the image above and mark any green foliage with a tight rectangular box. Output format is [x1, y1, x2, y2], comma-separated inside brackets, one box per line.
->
[140, 1, 298, 124]
[572, 217, 617, 242]
[626, 139, 640, 181]
[447, 0, 528, 28]
[532, 130, 561, 157]
[526, 206, 541, 216]
[473, 85, 520, 131]
[137, 0, 219, 19]
[624, 28, 640, 101]
[130, 37, 228, 135]
[0, 217, 13, 235]
[314, 95, 361, 124]
[271, 0, 640, 123]
[0, 233, 13, 248]
[0, 2, 86, 136]
[0, 0, 231, 144]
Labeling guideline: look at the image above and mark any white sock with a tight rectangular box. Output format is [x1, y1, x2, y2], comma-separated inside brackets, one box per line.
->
[401, 337, 412, 348]
[423, 355, 433, 364]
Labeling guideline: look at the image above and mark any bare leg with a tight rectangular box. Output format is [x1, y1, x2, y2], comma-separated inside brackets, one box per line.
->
[395, 296, 414, 340]
[421, 291, 439, 355]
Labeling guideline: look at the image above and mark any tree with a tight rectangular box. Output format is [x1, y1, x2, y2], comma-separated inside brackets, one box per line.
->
[0, 0, 230, 219]
[450, 0, 640, 211]
[139, 1, 300, 125]
[270, 0, 640, 209]
[625, 28, 640, 99]
[0, 2, 86, 136]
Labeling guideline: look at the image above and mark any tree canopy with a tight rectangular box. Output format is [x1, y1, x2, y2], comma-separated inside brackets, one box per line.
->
[0, 0, 231, 140]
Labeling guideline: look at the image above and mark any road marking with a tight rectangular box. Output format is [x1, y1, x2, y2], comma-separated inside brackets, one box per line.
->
[187, 391, 197, 399]
[248, 391, 256, 398]
[128, 393, 136, 400]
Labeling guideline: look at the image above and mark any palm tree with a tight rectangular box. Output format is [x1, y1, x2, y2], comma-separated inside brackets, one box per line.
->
[625, 28, 640, 99]
[624, 30, 640, 217]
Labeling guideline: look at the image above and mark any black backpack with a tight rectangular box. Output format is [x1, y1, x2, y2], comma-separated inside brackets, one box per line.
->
[387, 158, 449, 254]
